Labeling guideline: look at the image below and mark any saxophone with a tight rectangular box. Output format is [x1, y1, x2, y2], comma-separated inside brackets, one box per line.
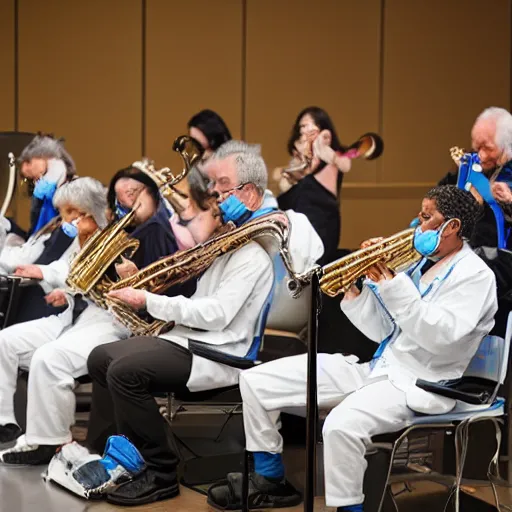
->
[290, 228, 421, 298]
[66, 135, 201, 309]
[104, 211, 301, 337]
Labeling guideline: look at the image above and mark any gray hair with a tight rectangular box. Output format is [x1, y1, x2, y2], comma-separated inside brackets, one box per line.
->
[475, 107, 512, 159]
[19, 134, 76, 176]
[213, 140, 267, 193]
[53, 177, 108, 228]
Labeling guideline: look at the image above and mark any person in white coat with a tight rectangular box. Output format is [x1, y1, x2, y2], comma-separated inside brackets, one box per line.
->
[83, 142, 323, 507]
[208, 185, 498, 512]
[0, 170, 191, 466]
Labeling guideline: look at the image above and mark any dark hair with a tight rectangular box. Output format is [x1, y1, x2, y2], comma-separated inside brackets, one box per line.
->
[187, 166, 212, 211]
[107, 167, 160, 213]
[287, 106, 346, 157]
[425, 185, 482, 239]
[187, 110, 232, 151]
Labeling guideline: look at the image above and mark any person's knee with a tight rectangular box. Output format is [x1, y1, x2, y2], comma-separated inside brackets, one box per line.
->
[30, 344, 67, 376]
[322, 403, 368, 442]
[105, 355, 140, 390]
[239, 368, 263, 401]
[88, 344, 112, 378]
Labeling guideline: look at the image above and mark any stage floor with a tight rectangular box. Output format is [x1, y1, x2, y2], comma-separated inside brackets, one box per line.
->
[0, 464, 509, 512]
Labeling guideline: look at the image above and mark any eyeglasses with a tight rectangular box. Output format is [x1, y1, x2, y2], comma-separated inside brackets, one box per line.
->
[208, 181, 247, 196]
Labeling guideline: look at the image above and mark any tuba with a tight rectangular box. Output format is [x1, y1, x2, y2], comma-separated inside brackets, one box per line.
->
[290, 228, 421, 298]
[104, 211, 300, 336]
[66, 135, 200, 308]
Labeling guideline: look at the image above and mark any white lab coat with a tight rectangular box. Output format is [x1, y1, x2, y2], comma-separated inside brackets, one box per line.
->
[239, 242, 497, 506]
[0, 237, 130, 446]
[145, 241, 274, 392]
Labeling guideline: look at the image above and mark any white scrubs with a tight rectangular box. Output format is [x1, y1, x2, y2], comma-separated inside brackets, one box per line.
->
[240, 243, 497, 507]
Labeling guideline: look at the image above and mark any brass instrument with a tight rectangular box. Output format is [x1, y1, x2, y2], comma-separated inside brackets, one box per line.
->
[290, 228, 421, 298]
[1, 153, 16, 217]
[66, 135, 199, 308]
[104, 211, 300, 336]
[282, 132, 385, 176]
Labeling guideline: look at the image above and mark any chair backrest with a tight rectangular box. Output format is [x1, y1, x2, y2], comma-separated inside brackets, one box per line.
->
[464, 312, 512, 401]
[457, 153, 509, 248]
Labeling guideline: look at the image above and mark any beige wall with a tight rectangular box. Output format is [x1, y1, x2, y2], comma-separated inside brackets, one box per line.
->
[3, 0, 511, 247]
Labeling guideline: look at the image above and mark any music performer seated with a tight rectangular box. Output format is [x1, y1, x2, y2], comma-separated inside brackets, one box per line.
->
[0, 134, 77, 271]
[0, 169, 191, 465]
[439, 107, 512, 249]
[208, 185, 498, 512]
[84, 144, 323, 506]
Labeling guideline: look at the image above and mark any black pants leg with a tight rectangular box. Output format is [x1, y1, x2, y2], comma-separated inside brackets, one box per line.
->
[86, 336, 192, 475]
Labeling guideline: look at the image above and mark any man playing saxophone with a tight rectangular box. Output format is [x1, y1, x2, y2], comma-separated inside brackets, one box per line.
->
[83, 141, 324, 506]
[208, 185, 497, 512]
[0, 167, 191, 465]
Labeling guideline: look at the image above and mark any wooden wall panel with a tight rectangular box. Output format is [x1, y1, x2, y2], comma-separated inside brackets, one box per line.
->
[245, 0, 382, 194]
[381, 0, 511, 184]
[17, 0, 142, 184]
[145, 0, 243, 170]
[0, 0, 15, 132]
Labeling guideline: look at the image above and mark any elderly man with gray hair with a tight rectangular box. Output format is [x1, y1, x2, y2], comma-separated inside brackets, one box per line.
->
[440, 106, 512, 248]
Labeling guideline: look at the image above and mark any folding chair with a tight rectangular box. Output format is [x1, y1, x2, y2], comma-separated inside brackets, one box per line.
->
[363, 311, 512, 512]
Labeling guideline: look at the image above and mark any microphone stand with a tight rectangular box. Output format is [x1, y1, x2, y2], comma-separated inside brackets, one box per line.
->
[304, 271, 321, 512]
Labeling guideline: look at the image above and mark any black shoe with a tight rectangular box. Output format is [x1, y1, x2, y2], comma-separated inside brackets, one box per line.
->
[0, 424, 22, 445]
[2, 444, 59, 465]
[106, 468, 179, 506]
[207, 472, 303, 510]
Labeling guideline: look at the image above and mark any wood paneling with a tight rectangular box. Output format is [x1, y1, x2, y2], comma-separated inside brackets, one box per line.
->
[0, 0, 15, 131]
[381, 0, 511, 184]
[245, 0, 382, 194]
[145, 0, 243, 170]
[17, 0, 142, 183]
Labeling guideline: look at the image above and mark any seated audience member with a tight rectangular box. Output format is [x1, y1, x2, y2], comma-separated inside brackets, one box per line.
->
[84, 142, 323, 506]
[0, 134, 76, 266]
[208, 185, 497, 511]
[188, 109, 232, 161]
[439, 107, 512, 249]
[0, 169, 192, 465]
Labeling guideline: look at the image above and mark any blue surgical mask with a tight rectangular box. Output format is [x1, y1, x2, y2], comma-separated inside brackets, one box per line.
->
[219, 194, 251, 225]
[413, 220, 452, 257]
[33, 178, 58, 201]
[115, 199, 131, 220]
[61, 218, 80, 238]
[409, 217, 420, 228]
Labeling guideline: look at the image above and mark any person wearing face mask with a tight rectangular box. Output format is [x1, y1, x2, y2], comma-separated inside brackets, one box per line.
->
[0, 178, 108, 326]
[438, 107, 512, 249]
[0, 169, 195, 466]
[80, 143, 322, 507]
[0, 133, 76, 247]
[187, 109, 232, 162]
[207, 185, 497, 512]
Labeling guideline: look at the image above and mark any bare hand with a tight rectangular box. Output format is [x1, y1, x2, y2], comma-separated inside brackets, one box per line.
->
[14, 264, 43, 279]
[45, 289, 69, 307]
[360, 237, 384, 250]
[492, 182, 512, 203]
[366, 262, 395, 283]
[115, 257, 139, 279]
[343, 283, 361, 301]
[107, 287, 146, 310]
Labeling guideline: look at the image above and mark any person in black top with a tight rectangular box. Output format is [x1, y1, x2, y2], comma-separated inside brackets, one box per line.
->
[276, 107, 351, 265]
[188, 109, 232, 162]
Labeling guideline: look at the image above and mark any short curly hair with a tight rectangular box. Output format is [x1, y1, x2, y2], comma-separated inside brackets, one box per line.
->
[424, 185, 482, 239]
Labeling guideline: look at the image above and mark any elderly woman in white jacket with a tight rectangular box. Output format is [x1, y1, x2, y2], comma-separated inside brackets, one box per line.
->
[208, 185, 498, 512]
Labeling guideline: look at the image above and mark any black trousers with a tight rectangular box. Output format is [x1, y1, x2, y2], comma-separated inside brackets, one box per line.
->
[86, 336, 193, 476]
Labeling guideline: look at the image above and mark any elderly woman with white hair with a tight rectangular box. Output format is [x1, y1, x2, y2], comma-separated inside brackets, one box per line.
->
[0, 133, 76, 250]
[0, 168, 193, 466]
[439, 106, 512, 248]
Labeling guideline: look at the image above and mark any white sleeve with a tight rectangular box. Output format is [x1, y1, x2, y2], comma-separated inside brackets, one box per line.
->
[38, 239, 78, 292]
[0, 234, 50, 274]
[145, 248, 273, 332]
[285, 210, 324, 271]
[378, 270, 497, 356]
[340, 284, 395, 343]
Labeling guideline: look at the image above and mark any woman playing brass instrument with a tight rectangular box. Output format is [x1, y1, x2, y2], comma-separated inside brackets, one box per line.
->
[276, 107, 350, 265]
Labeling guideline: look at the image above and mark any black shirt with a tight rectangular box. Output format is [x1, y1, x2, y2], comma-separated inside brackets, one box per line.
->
[278, 173, 343, 265]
